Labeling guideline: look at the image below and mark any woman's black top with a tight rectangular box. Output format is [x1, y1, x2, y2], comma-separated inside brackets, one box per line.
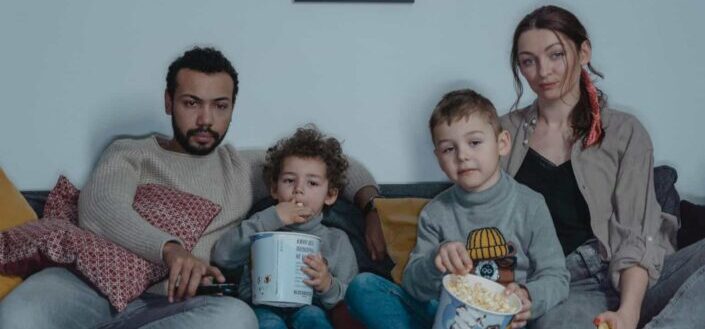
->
[514, 148, 594, 255]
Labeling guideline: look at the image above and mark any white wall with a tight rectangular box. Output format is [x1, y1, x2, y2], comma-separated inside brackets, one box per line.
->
[1, 1, 704, 203]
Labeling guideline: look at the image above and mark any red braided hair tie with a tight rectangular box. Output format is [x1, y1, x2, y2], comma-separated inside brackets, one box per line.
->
[582, 68, 602, 147]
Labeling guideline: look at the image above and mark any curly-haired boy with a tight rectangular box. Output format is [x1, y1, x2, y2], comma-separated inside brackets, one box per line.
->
[212, 125, 358, 329]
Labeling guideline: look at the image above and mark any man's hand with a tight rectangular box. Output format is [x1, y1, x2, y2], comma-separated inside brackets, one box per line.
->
[365, 211, 387, 262]
[435, 241, 473, 274]
[163, 242, 225, 303]
[505, 283, 532, 328]
[302, 253, 332, 293]
[276, 200, 314, 226]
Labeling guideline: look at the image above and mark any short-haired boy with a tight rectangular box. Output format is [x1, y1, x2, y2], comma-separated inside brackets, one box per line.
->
[345, 89, 568, 329]
[212, 126, 358, 329]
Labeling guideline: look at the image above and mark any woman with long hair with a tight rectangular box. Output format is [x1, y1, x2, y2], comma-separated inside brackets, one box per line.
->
[502, 5, 705, 329]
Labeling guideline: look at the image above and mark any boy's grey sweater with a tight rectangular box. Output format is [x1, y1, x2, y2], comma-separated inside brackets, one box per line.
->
[401, 171, 569, 319]
[212, 206, 358, 310]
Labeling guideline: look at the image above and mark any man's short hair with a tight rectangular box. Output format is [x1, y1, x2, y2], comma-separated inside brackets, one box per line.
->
[166, 46, 239, 102]
[429, 89, 502, 141]
[263, 125, 348, 192]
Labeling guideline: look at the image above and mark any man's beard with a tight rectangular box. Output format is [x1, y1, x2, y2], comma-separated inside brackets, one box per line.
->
[171, 116, 227, 155]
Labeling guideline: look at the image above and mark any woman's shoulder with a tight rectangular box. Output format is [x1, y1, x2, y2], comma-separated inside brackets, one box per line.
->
[500, 104, 535, 131]
[601, 107, 651, 142]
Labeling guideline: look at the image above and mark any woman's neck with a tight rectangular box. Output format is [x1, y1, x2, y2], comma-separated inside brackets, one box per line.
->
[537, 93, 579, 129]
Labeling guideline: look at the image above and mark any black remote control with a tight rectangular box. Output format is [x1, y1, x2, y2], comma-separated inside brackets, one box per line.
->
[195, 283, 239, 296]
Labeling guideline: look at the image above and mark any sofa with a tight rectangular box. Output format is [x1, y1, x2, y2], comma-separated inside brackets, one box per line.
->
[17, 165, 698, 328]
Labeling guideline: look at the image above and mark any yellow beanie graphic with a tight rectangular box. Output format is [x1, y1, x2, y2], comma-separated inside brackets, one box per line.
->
[466, 227, 516, 285]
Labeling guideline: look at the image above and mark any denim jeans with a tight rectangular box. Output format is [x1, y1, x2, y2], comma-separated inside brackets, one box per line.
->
[530, 238, 705, 329]
[345, 272, 438, 329]
[0, 267, 257, 329]
[254, 304, 333, 329]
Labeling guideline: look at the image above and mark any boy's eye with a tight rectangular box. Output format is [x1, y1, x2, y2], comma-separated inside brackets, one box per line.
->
[308, 181, 319, 187]
[469, 140, 482, 146]
[441, 146, 455, 154]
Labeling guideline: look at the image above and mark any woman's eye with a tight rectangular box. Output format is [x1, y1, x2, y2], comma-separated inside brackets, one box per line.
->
[282, 178, 294, 184]
[520, 58, 534, 67]
[550, 51, 565, 60]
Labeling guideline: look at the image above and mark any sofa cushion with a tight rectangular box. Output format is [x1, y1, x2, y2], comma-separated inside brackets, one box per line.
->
[0, 168, 38, 299]
[376, 198, 430, 284]
[1, 176, 220, 311]
[678, 200, 705, 249]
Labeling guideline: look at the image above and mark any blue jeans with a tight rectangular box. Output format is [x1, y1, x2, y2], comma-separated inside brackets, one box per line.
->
[254, 304, 333, 329]
[0, 267, 257, 329]
[530, 238, 705, 329]
[345, 272, 438, 329]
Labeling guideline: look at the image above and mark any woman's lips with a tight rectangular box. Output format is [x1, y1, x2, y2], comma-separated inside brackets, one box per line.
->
[539, 82, 558, 90]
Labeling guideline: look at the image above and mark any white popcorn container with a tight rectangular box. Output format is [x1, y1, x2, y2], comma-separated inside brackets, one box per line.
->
[250, 232, 321, 307]
[433, 274, 522, 329]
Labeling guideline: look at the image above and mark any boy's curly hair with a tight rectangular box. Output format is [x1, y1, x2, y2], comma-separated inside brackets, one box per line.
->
[263, 125, 348, 192]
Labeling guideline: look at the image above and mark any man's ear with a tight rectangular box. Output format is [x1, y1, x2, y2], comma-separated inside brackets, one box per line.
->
[164, 90, 173, 115]
[498, 130, 512, 157]
[324, 188, 339, 206]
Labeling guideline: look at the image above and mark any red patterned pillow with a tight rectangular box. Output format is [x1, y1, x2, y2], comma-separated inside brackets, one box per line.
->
[0, 176, 220, 311]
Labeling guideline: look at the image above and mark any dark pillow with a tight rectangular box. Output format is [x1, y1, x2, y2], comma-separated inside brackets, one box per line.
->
[678, 201, 705, 249]
[653, 165, 680, 217]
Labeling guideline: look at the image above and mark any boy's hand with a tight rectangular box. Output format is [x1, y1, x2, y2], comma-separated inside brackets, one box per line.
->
[435, 241, 473, 275]
[505, 283, 531, 328]
[302, 253, 332, 293]
[276, 200, 314, 226]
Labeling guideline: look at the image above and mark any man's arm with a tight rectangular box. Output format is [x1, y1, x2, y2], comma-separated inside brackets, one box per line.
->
[78, 140, 181, 264]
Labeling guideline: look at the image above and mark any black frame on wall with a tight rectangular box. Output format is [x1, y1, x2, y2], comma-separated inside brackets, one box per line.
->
[295, 0, 413, 3]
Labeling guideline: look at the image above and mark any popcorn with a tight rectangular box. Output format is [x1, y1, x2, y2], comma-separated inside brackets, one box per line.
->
[446, 275, 517, 313]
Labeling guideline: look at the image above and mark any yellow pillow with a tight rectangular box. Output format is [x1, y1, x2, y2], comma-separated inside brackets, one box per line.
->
[0, 168, 38, 299]
[375, 198, 429, 284]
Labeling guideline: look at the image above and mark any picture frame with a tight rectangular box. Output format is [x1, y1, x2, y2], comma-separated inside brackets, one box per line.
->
[295, 0, 413, 3]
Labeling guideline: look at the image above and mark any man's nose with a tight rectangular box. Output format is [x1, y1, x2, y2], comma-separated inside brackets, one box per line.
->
[196, 107, 214, 127]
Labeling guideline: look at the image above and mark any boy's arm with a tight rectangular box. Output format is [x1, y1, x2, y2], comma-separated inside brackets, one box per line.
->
[211, 206, 285, 269]
[523, 200, 570, 319]
[401, 209, 445, 301]
[78, 141, 181, 264]
[317, 232, 359, 309]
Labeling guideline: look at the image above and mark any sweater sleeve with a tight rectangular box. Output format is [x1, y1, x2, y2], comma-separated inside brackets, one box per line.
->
[401, 208, 445, 301]
[317, 231, 359, 309]
[78, 141, 181, 263]
[238, 149, 379, 204]
[522, 199, 570, 319]
[211, 206, 285, 269]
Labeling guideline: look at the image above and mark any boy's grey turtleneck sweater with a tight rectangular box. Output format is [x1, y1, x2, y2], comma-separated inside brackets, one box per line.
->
[402, 171, 569, 319]
[212, 206, 358, 310]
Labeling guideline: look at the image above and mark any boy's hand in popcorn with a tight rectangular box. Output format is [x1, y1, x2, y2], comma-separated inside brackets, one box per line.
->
[504, 283, 532, 329]
[276, 199, 314, 225]
[435, 241, 474, 275]
[302, 253, 332, 293]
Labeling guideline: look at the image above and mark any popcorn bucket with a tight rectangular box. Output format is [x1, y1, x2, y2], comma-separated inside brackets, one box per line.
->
[250, 232, 320, 307]
[433, 274, 522, 329]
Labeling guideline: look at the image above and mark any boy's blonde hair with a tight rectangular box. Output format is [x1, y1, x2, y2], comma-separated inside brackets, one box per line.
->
[429, 89, 502, 142]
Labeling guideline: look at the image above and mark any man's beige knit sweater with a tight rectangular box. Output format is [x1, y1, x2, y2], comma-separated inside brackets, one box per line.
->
[78, 135, 375, 294]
